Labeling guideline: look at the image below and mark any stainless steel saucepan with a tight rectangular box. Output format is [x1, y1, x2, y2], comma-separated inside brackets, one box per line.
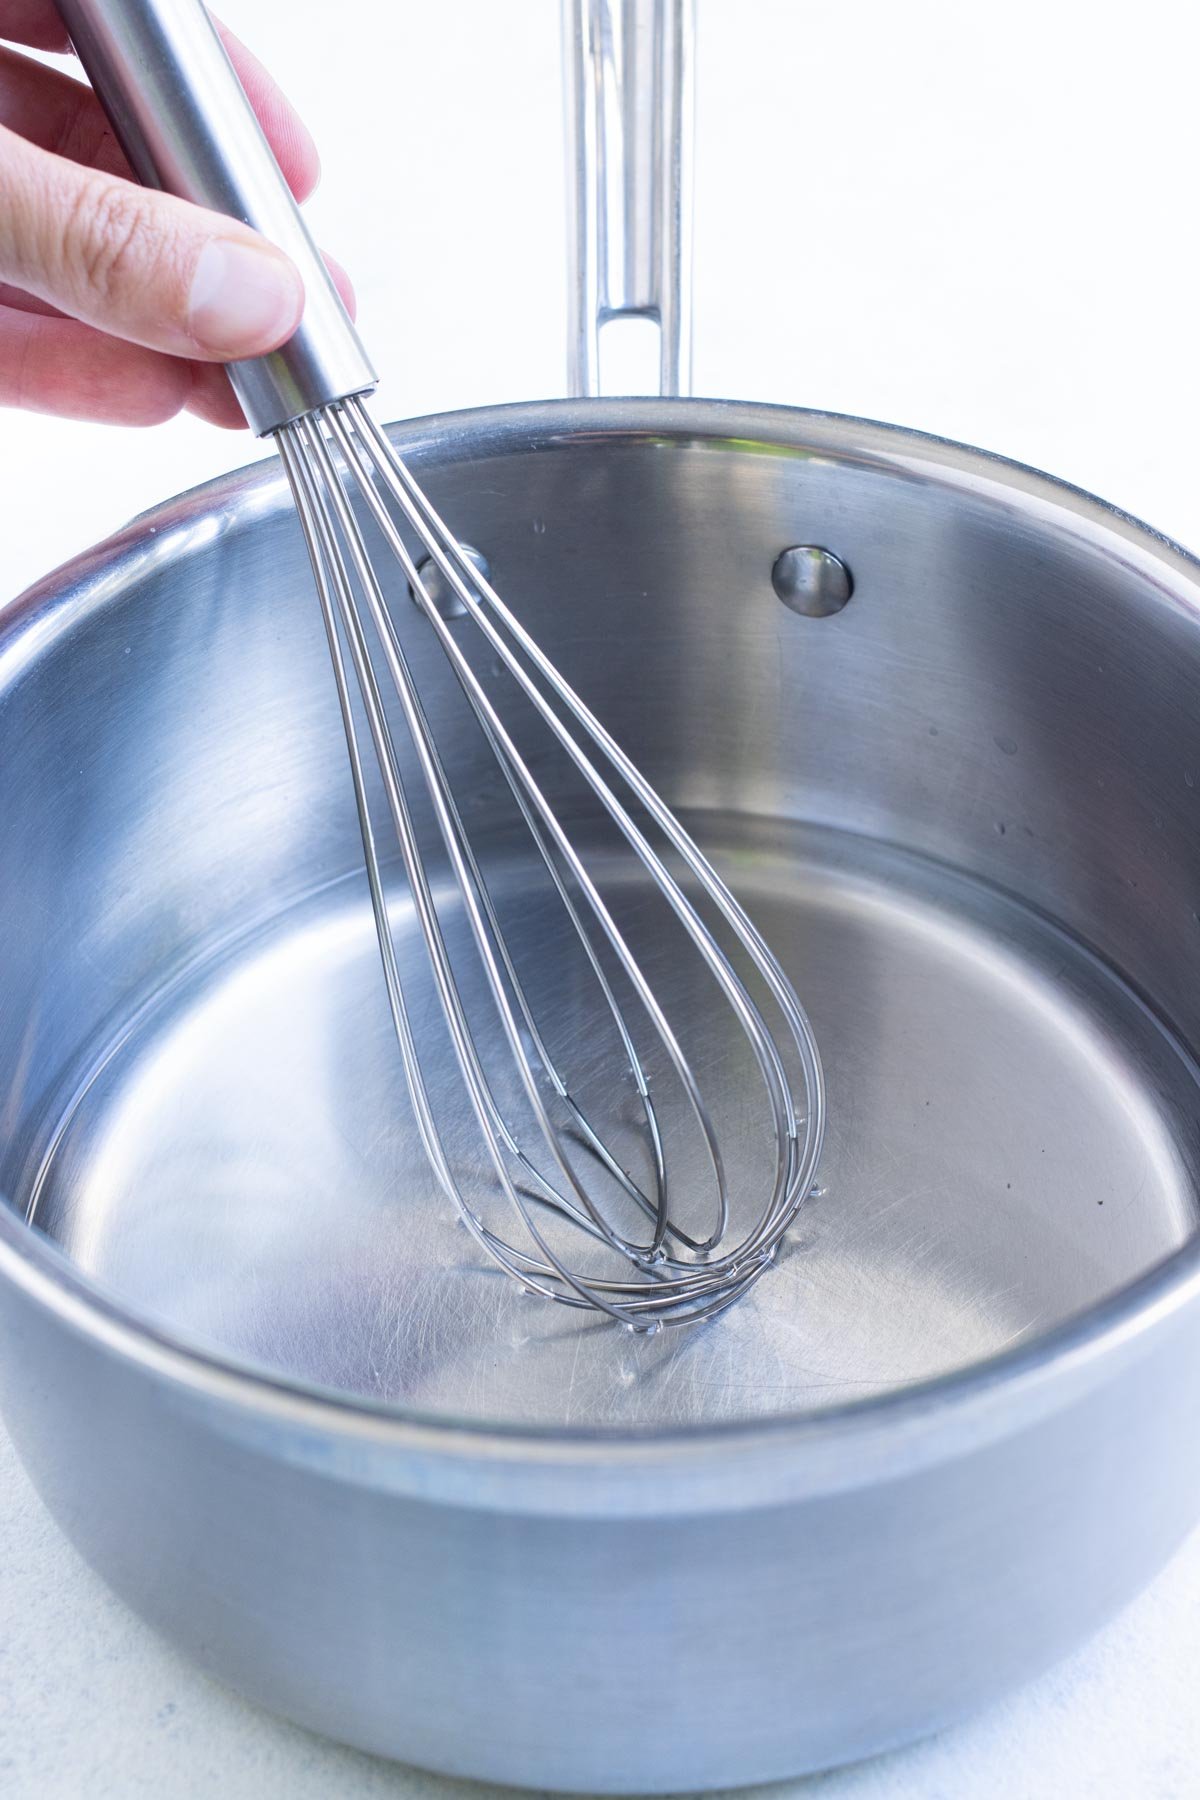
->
[2, 0, 1199, 1789]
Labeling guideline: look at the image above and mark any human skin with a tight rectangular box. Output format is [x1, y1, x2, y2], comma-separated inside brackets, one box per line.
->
[0, 1, 352, 427]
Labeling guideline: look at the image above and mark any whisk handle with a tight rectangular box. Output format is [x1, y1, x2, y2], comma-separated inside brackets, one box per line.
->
[56, 0, 377, 434]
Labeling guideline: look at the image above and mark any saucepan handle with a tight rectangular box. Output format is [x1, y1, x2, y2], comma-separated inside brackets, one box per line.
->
[54, 0, 376, 434]
[562, 0, 695, 398]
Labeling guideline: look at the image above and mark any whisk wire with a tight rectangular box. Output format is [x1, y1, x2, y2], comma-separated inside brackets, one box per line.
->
[348, 402, 819, 1139]
[331, 408, 808, 1251]
[275, 400, 826, 1327]
[336, 401, 808, 1178]
[326, 406, 753, 1232]
[283, 432, 644, 1318]
[287, 423, 663, 1323]
[300, 418, 696, 1282]
[319, 411, 737, 1257]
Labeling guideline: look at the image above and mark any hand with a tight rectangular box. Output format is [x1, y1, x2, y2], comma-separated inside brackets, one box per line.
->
[0, 2, 351, 427]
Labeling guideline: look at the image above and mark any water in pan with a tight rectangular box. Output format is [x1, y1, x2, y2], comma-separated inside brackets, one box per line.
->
[23, 816, 1200, 1430]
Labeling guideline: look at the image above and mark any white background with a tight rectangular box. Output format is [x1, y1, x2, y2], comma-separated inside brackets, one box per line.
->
[2, 0, 1200, 1793]
[5, 0, 1200, 595]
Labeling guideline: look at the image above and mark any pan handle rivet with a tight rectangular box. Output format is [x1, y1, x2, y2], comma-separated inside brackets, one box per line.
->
[410, 544, 491, 619]
[772, 546, 853, 617]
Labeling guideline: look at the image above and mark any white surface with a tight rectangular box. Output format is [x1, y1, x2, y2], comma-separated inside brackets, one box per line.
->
[2, 0, 1199, 1792]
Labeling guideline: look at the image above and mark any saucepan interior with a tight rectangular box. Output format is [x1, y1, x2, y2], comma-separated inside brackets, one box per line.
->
[2, 397, 1199, 1433]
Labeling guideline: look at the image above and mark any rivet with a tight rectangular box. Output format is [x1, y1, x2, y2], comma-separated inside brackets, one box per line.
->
[410, 544, 490, 620]
[771, 546, 853, 617]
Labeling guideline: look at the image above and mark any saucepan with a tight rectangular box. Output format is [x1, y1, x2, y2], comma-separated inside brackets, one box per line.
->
[1, 0, 1199, 1789]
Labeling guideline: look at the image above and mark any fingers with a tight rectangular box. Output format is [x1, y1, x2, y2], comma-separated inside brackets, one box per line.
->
[0, 305, 191, 423]
[320, 251, 358, 322]
[0, 10, 338, 433]
[185, 363, 249, 431]
[0, 2, 70, 51]
[0, 122, 305, 362]
[184, 251, 358, 429]
[214, 24, 320, 202]
[0, 242, 355, 429]
[0, 280, 65, 315]
[0, 39, 319, 199]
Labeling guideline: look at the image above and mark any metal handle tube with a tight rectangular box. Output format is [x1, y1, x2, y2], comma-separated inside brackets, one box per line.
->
[56, 0, 376, 434]
[562, 0, 694, 398]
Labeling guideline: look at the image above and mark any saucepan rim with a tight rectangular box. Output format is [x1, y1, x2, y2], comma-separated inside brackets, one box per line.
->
[3, 393, 1199, 1466]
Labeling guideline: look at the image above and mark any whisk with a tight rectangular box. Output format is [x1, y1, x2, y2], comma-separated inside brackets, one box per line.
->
[61, 0, 825, 1329]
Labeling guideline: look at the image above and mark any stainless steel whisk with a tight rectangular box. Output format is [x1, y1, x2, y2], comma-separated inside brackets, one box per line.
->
[61, 0, 825, 1328]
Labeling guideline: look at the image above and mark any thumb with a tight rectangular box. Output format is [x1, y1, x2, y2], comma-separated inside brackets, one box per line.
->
[0, 122, 304, 361]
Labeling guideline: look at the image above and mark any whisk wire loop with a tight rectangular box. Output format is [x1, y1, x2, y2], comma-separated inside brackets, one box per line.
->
[276, 401, 826, 1327]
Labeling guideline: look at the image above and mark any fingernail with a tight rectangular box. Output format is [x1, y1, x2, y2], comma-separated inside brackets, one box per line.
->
[188, 239, 304, 357]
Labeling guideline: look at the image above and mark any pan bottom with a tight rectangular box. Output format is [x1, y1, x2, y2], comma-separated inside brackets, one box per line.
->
[23, 816, 1200, 1430]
